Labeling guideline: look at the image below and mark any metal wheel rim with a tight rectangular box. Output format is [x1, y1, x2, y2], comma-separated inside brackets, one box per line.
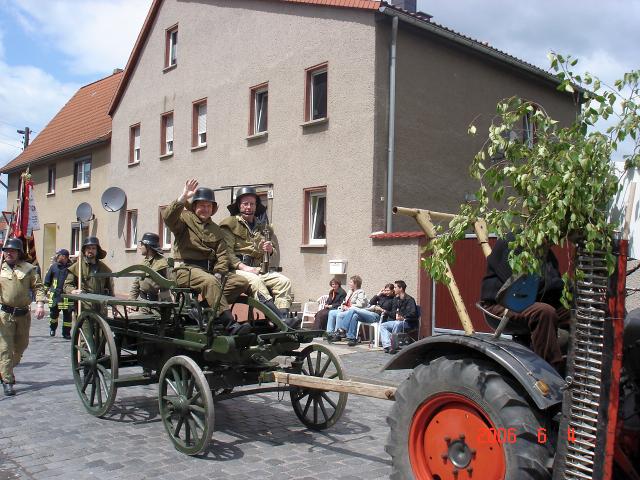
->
[158, 355, 214, 455]
[290, 344, 348, 430]
[71, 311, 119, 417]
[409, 392, 506, 479]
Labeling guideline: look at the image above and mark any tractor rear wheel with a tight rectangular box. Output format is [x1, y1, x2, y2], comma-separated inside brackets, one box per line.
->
[386, 356, 551, 480]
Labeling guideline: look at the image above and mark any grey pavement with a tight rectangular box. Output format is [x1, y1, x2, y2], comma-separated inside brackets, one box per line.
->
[0, 312, 413, 479]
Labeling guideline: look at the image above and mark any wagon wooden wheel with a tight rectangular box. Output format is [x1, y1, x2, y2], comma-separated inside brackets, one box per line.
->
[71, 310, 119, 417]
[159, 355, 215, 455]
[290, 344, 348, 430]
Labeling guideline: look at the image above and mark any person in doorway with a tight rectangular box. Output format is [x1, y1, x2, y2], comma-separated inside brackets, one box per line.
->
[0, 238, 46, 396]
[43, 248, 72, 338]
[162, 179, 249, 333]
[313, 278, 347, 330]
[219, 186, 296, 326]
[380, 280, 418, 353]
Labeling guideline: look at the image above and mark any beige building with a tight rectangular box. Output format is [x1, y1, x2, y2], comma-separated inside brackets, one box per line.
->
[107, 0, 577, 322]
[3, 0, 577, 336]
[1, 72, 122, 268]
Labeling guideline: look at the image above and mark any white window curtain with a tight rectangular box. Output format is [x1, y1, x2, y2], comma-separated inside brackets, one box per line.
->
[134, 127, 140, 158]
[198, 104, 207, 136]
[166, 116, 174, 142]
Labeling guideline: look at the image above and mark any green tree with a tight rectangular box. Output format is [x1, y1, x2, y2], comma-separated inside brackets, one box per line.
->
[423, 54, 640, 298]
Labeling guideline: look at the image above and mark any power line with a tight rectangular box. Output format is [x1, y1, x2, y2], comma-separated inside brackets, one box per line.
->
[0, 119, 23, 129]
[0, 139, 22, 150]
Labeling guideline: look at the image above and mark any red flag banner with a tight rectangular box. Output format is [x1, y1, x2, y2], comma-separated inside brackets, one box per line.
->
[10, 171, 38, 265]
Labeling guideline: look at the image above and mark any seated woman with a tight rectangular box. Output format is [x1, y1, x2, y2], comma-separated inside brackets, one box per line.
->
[313, 278, 347, 330]
[336, 283, 395, 346]
[325, 275, 367, 340]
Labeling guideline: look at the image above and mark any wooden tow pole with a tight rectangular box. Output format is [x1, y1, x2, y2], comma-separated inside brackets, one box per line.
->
[392, 206, 476, 335]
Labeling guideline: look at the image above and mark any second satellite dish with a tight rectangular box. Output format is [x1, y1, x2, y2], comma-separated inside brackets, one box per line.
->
[76, 202, 93, 222]
[101, 187, 126, 212]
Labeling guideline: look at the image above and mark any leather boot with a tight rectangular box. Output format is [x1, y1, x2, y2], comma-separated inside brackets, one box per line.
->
[2, 382, 15, 396]
[257, 293, 282, 319]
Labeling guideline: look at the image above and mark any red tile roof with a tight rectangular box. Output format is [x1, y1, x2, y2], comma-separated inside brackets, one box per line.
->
[1, 71, 123, 174]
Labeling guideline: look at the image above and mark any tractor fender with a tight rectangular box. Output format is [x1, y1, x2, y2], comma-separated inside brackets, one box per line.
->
[383, 332, 565, 411]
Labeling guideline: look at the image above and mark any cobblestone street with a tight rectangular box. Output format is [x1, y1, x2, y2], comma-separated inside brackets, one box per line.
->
[0, 313, 412, 479]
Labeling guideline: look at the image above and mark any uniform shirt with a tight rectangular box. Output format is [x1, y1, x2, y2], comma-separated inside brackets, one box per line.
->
[64, 257, 114, 297]
[219, 215, 274, 270]
[129, 254, 169, 300]
[162, 200, 229, 275]
[44, 261, 72, 308]
[0, 261, 46, 307]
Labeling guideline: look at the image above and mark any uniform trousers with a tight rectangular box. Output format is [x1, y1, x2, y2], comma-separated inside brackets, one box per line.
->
[234, 270, 292, 309]
[0, 311, 31, 384]
[49, 305, 73, 335]
[486, 302, 570, 368]
[175, 267, 248, 314]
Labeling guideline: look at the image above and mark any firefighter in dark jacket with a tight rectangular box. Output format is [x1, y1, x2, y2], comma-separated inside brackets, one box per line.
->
[43, 248, 72, 338]
[480, 233, 570, 371]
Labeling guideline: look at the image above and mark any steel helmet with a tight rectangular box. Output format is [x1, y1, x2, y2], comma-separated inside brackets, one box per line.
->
[140, 232, 163, 254]
[227, 186, 266, 216]
[82, 236, 107, 259]
[2, 238, 25, 259]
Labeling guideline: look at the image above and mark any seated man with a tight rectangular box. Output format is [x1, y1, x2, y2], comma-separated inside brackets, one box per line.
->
[336, 283, 395, 347]
[127, 232, 172, 313]
[162, 179, 250, 332]
[219, 187, 294, 323]
[380, 280, 418, 353]
[480, 234, 569, 371]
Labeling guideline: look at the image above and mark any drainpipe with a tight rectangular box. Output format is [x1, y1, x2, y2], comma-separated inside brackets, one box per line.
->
[386, 15, 398, 233]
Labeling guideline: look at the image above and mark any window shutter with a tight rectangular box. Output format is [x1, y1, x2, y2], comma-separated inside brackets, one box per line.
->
[166, 116, 174, 142]
[198, 104, 207, 135]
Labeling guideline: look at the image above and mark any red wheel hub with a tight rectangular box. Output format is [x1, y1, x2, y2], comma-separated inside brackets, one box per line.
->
[409, 393, 506, 480]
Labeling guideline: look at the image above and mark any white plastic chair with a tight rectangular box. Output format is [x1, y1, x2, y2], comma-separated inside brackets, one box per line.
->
[357, 314, 384, 348]
[300, 295, 329, 328]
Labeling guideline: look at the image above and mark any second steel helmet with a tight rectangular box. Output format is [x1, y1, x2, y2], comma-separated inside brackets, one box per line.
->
[227, 186, 266, 216]
[191, 187, 216, 204]
[140, 232, 163, 254]
[82, 236, 107, 259]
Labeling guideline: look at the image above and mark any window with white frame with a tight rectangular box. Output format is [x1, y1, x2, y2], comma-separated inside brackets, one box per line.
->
[47, 166, 56, 194]
[166, 25, 178, 68]
[126, 210, 138, 248]
[522, 104, 540, 148]
[249, 83, 268, 135]
[73, 157, 91, 188]
[192, 100, 207, 147]
[71, 223, 89, 255]
[304, 187, 326, 246]
[159, 206, 171, 249]
[130, 124, 141, 163]
[161, 112, 174, 155]
[305, 64, 328, 122]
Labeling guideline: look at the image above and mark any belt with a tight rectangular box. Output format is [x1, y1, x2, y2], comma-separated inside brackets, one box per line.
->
[176, 259, 212, 271]
[1, 304, 30, 316]
[237, 255, 256, 267]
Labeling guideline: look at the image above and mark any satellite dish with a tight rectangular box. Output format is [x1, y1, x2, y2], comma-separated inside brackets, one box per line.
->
[101, 187, 126, 212]
[76, 202, 93, 222]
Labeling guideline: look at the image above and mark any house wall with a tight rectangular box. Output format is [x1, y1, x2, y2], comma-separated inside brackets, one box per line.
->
[110, 0, 420, 301]
[5, 143, 113, 271]
[372, 20, 579, 233]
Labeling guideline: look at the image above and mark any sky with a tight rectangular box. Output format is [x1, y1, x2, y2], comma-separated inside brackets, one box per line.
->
[0, 0, 638, 210]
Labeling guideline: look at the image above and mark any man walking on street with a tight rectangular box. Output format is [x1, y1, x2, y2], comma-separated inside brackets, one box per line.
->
[0, 238, 46, 396]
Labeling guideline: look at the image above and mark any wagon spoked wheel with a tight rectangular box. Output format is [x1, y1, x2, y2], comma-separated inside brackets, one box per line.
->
[71, 311, 119, 417]
[290, 344, 348, 430]
[159, 355, 214, 456]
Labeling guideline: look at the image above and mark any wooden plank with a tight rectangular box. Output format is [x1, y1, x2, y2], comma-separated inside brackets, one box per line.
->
[272, 371, 396, 401]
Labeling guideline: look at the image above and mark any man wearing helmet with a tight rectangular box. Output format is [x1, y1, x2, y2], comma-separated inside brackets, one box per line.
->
[128, 232, 171, 305]
[220, 186, 293, 320]
[64, 236, 114, 314]
[162, 179, 249, 329]
[0, 238, 46, 396]
[43, 248, 72, 338]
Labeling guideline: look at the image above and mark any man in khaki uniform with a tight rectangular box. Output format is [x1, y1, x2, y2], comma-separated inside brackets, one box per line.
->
[162, 179, 248, 328]
[0, 238, 46, 396]
[64, 236, 114, 314]
[220, 186, 293, 319]
[128, 232, 171, 304]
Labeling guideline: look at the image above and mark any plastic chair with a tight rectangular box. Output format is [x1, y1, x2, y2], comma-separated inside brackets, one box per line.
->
[357, 312, 386, 348]
[300, 295, 328, 328]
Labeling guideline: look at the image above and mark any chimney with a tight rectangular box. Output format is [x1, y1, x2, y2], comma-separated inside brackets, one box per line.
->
[113, 68, 123, 75]
[392, 0, 416, 12]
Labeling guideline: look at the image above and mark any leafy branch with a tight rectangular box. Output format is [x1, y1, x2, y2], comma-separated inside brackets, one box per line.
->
[423, 54, 640, 295]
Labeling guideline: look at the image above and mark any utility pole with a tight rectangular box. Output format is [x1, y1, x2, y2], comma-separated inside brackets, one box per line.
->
[17, 127, 30, 149]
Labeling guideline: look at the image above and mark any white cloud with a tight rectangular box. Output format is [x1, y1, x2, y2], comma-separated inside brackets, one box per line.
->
[9, 0, 151, 76]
